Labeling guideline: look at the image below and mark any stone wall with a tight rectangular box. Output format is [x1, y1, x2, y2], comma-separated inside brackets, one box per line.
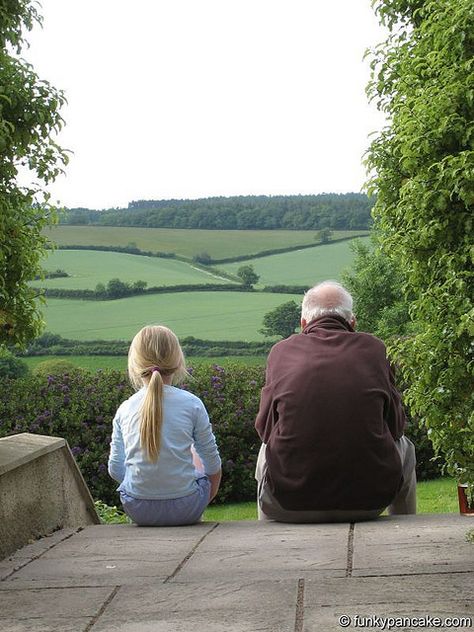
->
[0, 433, 100, 559]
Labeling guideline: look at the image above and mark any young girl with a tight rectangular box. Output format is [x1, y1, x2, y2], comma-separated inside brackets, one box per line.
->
[108, 325, 222, 526]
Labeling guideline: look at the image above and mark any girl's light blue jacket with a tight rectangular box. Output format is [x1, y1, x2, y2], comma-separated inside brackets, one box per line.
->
[108, 385, 221, 499]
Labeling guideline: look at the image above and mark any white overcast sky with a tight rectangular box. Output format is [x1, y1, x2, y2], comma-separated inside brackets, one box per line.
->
[24, 0, 387, 209]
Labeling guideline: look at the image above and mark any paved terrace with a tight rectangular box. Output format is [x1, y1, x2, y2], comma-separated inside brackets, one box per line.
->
[0, 514, 473, 632]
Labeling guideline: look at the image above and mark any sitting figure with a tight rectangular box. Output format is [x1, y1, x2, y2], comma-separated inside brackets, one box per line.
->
[255, 280, 416, 522]
[108, 325, 222, 526]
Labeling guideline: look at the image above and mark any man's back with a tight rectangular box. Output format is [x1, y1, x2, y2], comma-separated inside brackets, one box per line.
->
[255, 315, 406, 512]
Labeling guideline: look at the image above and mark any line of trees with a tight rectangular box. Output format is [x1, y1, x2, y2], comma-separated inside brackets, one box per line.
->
[60, 193, 374, 230]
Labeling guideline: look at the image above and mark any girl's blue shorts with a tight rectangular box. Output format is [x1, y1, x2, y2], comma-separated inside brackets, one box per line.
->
[120, 476, 211, 526]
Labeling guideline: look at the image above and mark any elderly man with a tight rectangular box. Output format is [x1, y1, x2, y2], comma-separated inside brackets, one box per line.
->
[255, 280, 416, 522]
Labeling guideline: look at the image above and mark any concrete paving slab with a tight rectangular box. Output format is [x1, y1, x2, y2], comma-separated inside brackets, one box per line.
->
[303, 571, 474, 631]
[0, 586, 114, 632]
[2, 557, 184, 588]
[0, 528, 78, 581]
[2, 522, 219, 588]
[93, 579, 298, 632]
[0, 617, 92, 632]
[304, 573, 474, 606]
[197, 520, 349, 550]
[352, 515, 474, 576]
[71, 522, 215, 540]
[177, 521, 349, 582]
[304, 602, 474, 632]
[0, 586, 113, 617]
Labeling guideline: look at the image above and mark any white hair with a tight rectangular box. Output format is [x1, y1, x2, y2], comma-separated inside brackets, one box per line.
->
[301, 281, 354, 324]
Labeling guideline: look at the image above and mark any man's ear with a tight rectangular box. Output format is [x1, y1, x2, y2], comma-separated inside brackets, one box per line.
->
[350, 314, 357, 329]
[301, 318, 307, 330]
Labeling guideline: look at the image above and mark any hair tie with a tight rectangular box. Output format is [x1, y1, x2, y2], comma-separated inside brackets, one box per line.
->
[151, 366, 160, 374]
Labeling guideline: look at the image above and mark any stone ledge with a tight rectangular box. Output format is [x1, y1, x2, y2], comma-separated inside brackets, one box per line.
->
[0, 433, 99, 560]
[0, 433, 66, 476]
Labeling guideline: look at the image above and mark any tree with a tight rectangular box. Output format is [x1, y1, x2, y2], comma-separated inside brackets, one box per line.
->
[193, 251, 212, 265]
[314, 228, 333, 244]
[341, 237, 414, 341]
[106, 278, 129, 298]
[0, 1, 67, 347]
[366, 0, 474, 487]
[260, 301, 300, 339]
[237, 265, 259, 289]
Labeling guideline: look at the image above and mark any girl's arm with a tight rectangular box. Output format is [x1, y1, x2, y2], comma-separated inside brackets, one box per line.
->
[193, 402, 222, 499]
[207, 468, 222, 501]
[108, 415, 126, 483]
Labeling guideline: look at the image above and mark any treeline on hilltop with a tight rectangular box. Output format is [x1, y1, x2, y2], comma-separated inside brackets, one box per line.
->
[61, 193, 374, 230]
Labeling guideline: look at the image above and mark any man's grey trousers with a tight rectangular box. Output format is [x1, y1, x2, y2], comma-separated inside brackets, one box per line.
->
[255, 435, 417, 522]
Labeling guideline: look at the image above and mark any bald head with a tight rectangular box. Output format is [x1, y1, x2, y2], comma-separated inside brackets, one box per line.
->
[301, 281, 354, 327]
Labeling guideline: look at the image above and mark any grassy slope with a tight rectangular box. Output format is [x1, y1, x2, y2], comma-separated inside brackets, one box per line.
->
[41, 292, 301, 341]
[220, 237, 370, 287]
[32, 250, 232, 290]
[45, 225, 368, 259]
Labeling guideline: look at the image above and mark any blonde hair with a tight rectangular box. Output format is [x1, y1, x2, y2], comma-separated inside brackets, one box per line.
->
[128, 325, 187, 462]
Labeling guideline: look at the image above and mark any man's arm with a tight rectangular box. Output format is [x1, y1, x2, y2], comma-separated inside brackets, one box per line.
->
[255, 350, 279, 443]
[385, 363, 408, 441]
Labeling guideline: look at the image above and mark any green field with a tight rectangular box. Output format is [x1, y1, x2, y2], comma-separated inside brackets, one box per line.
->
[32, 250, 232, 290]
[40, 292, 301, 341]
[45, 225, 368, 259]
[220, 237, 370, 287]
[21, 355, 266, 371]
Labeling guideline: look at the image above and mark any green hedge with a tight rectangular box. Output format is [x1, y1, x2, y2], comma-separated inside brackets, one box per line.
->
[0, 365, 442, 506]
[20, 333, 272, 357]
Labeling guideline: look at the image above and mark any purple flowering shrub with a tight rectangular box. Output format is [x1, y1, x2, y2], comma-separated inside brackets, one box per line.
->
[0, 369, 132, 504]
[0, 364, 265, 505]
[183, 364, 265, 503]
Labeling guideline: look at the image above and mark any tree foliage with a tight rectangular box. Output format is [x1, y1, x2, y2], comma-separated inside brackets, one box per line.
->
[237, 265, 259, 289]
[314, 228, 333, 244]
[260, 301, 301, 339]
[0, 0, 67, 346]
[366, 0, 474, 484]
[59, 193, 374, 231]
[341, 237, 413, 341]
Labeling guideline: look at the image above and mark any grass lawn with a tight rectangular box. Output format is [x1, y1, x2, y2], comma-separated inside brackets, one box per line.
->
[31, 250, 232, 290]
[203, 478, 460, 521]
[219, 237, 370, 287]
[40, 292, 300, 341]
[45, 226, 368, 260]
[21, 354, 267, 372]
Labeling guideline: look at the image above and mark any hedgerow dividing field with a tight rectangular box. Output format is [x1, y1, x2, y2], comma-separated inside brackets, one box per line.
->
[21, 355, 266, 372]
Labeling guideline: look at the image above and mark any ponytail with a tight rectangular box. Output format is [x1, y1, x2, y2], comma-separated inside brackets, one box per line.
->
[140, 370, 164, 462]
[128, 325, 188, 462]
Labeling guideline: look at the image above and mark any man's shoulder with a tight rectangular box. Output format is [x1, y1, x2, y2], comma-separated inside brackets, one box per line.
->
[268, 333, 302, 355]
[352, 329, 387, 347]
[268, 329, 388, 362]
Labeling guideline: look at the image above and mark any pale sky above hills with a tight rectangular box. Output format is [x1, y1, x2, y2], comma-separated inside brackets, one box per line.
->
[25, 0, 387, 209]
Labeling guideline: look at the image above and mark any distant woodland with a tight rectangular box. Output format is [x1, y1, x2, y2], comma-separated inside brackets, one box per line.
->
[61, 193, 373, 230]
